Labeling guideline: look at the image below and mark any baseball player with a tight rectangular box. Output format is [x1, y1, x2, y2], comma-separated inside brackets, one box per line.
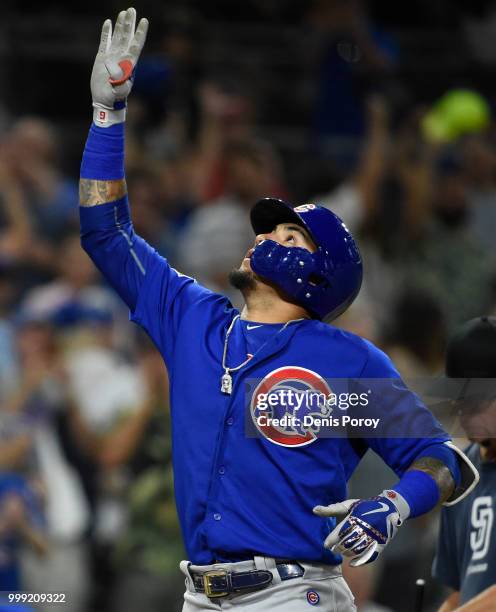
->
[433, 316, 496, 611]
[79, 8, 479, 610]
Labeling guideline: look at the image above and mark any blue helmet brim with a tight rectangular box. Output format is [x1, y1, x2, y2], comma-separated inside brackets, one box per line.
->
[250, 198, 318, 246]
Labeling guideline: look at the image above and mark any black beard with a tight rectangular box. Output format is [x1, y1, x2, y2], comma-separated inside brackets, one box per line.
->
[228, 268, 256, 291]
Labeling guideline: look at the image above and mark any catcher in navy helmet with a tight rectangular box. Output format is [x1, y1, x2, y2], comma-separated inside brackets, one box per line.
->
[80, 9, 478, 611]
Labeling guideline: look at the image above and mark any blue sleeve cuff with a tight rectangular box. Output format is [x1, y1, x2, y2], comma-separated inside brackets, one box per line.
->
[391, 442, 462, 518]
[393, 470, 440, 518]
[80, 122, 125, 180]
[79, 196, 130, 235]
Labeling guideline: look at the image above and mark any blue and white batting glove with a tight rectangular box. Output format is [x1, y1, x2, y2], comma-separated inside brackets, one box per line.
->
[313, 490, 410, 566]
[91, 7, 149, 127]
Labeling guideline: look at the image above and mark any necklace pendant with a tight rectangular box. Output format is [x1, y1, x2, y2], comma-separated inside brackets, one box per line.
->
[221, 371, 233, 395]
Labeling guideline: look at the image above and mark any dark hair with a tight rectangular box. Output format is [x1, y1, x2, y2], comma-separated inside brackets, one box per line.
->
[384, 290, 446, 363]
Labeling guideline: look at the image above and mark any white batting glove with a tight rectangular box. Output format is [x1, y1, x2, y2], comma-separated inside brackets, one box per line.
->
[91, 7, 149, 127]
[313, 490, 410, 566]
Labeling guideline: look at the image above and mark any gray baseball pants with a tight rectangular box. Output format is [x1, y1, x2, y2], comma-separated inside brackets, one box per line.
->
[180, 557, 357, 611]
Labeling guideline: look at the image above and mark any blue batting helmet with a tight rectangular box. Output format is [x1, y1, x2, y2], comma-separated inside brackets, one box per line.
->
[250, 198, 363, 321]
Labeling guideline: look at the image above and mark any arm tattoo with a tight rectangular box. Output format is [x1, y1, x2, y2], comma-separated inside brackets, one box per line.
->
[407, 456, 455, 504]
[79, 179, 127, 207]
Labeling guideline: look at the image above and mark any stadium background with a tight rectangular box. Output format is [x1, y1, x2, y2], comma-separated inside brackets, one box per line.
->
[1, 1, 495, 610]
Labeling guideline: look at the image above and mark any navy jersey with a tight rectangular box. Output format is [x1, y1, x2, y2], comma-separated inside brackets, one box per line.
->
[80, 197, 450, 565]
[433, 443, 496, 605]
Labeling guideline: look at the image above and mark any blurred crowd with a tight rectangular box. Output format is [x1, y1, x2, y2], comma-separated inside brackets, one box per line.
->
[1, 1, 496, 611]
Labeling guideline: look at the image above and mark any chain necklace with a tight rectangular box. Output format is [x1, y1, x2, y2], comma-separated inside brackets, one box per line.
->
[220, 314, 306, 394]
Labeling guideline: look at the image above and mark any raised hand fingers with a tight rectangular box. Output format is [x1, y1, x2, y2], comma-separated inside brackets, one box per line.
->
[121, 7, 137, 50]
[98, 19, 112, 54]
[104, 8, 147, 86]
[128, 18, 149, 63]
[109, 9, 127, 52]
[110, 8, 138, 53]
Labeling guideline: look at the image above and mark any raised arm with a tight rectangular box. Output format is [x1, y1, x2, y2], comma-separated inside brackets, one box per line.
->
[79, 8, 211, 361]
[79, 7, 150, 312]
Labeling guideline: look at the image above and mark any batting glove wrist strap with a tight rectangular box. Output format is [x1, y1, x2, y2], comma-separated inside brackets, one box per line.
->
[379, 489, 411, 521]
[93, 103, 126, 128]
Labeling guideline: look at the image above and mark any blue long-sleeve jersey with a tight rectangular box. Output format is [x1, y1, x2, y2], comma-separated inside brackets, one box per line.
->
[80, 196, 450, 565]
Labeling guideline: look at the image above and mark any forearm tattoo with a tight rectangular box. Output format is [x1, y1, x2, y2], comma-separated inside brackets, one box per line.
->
[407, 456, 455, 503]
[79, 179, 127, 206]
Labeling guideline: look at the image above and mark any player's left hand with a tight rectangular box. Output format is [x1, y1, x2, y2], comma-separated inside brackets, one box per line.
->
[313, 490, 410, 567]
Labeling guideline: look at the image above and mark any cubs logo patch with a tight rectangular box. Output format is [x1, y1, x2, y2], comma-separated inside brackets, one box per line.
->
[307, 590, 320, 605]
[250, 366, 333, 448]
[294, 203, 316, 213]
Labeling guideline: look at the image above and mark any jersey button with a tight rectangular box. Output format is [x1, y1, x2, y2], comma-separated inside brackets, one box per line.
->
[213, 513, 222, 521]
[218, 466, 226, 475]
[226, 418, 234, 426]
